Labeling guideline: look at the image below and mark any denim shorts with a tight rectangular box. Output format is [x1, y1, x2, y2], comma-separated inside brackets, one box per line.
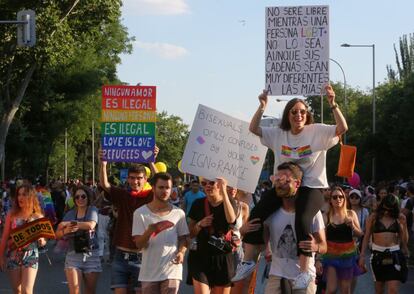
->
[65, 250, 102, 273]
[111, 248, 142, 290]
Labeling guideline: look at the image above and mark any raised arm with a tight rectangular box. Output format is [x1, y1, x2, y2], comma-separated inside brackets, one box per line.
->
[325, 84, 348, 136]
[217, 178, 236, 224]
[98, 149, 110, 193]
[249, 90, 268, 137]
[148, 145, 160, 177]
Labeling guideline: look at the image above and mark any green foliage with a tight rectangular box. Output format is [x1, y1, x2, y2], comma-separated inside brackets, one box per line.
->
[387, 34, 414, 82]
[307, 83, 373, 183]
[155, 111, 189, 174]
[1, 1, 132, 180]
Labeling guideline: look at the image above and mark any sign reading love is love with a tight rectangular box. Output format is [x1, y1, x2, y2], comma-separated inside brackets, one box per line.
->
[181, 105, 267, 193]
[101, 85, 156, 162]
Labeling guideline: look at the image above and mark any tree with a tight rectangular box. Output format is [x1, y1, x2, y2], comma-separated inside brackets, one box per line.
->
[307, 83, 372, 182]
[387, 34, 414, 82]
[0, 1, 132, 179]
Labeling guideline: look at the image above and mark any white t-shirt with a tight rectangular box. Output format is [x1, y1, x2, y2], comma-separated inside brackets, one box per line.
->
[132, 205, 189, 282]
[264, 208, 325, 280]
[261, 123, 338, 188]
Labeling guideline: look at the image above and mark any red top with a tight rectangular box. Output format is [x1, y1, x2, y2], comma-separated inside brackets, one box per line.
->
[107, 186, 153, 250]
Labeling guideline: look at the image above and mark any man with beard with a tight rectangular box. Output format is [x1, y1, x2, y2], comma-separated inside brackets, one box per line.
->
[132, 172, 189, 294]
[263, 162, 327, 293]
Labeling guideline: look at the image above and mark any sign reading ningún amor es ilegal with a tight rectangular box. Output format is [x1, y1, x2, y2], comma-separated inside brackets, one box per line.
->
[101, 85, 156, 162]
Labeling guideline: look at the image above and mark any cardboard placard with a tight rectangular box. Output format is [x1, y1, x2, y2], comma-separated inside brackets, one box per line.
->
[265, 5, 330, 96]
[10, 217, 55, 249]
[181, 105, 267, 193]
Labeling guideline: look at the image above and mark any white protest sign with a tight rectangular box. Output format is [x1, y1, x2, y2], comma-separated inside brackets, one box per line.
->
[181, 105, 267, 193]
[265, 6, 329, 96]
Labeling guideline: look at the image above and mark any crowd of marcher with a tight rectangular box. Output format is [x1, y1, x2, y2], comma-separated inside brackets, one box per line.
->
[0, 85, 412, 294]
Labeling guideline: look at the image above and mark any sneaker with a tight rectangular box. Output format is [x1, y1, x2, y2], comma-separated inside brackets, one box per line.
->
[231, 261, 256, 282]
[292, 272, 312, 290]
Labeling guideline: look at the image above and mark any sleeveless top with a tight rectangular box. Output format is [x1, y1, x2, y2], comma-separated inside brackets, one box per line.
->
[326, 223, 353, 243]
[232, 203, 243, 239]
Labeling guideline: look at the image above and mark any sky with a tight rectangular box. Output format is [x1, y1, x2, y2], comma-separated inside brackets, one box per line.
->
[117, 0, 414, 126]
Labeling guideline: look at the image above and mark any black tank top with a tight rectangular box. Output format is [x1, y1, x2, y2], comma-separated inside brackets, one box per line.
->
[326, 223, 353, 243]
[372, 219, 399, 234]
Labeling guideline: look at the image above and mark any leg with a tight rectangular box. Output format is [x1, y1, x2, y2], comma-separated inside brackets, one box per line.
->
[141, 281, 160, 294]
[264, 275, 282, 294]
[243, 188, 282, 245]
[20, 267, 38, 294]
[295, 187, 324, 255]
[193, 279, 211, 294]
[233, 189, 281, 282]
[83, 272, 100, 294]
[211, 286, 231, 294]
[325, 266, 338, 294]
[385, 280, 400, 294]
[159, 279, 180, 294]
[8, 268, 23, 294]
[230, 280, 246, 294]
[65, 268, 82, 294]
[374, 281, 385, 294]
[241, 243, 262, 262]
[295, 187, 324, 276]
[338, 279, 352, 294]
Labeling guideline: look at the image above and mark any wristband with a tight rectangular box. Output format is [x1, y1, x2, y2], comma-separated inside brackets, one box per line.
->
[330, 103, 338, 110]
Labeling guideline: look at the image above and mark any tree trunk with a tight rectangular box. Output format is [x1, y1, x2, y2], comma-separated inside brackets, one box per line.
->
[0, 64, 36, 167]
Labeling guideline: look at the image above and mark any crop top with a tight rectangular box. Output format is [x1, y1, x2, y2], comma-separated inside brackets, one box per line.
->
[372, 220, 399, 234]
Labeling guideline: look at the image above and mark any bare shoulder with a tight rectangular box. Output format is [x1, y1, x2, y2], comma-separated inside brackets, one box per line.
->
[33, 213, 44, 219]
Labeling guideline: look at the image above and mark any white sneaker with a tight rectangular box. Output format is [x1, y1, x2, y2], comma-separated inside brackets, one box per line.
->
[231, 261, 256, 282]
[292, 272, 312, 290]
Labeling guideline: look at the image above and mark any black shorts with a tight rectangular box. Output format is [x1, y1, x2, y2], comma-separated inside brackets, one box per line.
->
[187, 250, 234, 287]
[370, 249, 407, 283]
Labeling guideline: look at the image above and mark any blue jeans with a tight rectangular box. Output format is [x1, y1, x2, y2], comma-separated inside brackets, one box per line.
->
[111, 248, 142, 290]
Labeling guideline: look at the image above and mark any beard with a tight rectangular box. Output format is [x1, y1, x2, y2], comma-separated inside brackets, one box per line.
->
[275, 184, 296, 198]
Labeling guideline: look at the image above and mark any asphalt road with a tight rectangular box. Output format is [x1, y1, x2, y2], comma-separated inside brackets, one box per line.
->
[0, 244, 413, 293]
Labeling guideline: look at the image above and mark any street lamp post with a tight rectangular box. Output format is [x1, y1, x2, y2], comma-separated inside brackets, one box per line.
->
[341, 43, 376, 182]
[329, 58, 347, 143]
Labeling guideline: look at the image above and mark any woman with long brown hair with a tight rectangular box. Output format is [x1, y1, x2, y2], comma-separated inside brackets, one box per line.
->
[237, 85, 348, 289]
[0, 183, 47, 294]
[319, 186, 363, 294]
[55, 185, 101, 294]
[359, 194, 408, 294]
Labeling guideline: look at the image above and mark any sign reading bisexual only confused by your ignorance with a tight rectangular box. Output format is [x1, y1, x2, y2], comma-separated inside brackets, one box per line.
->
[265, 5, 329, 96]
[181, 105, 267, 194]
[101, 85, 156, 163]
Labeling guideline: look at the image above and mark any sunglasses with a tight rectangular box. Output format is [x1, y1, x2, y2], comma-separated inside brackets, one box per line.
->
[74, 194, 87, 200]
[128, 176, 144, 180]
[331, 195, 345, 200]
[383, 207, 393, 212]
[204, 180, 216, 186]
[290, 109, 307, 116]
[349, 194, 360, 200]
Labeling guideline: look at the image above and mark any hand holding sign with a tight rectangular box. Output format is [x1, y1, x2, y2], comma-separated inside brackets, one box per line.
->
[325, 84, 336, 106]
[258, 90, 269, 109]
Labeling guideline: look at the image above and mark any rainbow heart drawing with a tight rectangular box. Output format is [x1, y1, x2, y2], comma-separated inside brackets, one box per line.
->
[250, 155, 260, 165]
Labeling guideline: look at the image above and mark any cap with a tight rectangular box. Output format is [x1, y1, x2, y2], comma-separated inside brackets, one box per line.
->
[349, 189, 362, 198]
